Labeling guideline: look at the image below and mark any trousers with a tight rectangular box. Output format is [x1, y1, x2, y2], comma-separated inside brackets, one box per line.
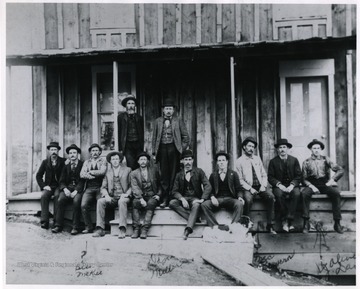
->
[132, 196, 158, 229]
[242, 189, 275, 225]
[169, 197, 201, 231]
[96, 196, 131, 229]
[40, 187, 60, 224]
[81, 187, 101, 230]
[55, 190, 82, 229]
[272, 187, 301, 221]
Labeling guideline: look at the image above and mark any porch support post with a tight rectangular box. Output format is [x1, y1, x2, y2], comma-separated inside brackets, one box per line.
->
[113, 61, 119, 151]
[230, 57, 237, 167]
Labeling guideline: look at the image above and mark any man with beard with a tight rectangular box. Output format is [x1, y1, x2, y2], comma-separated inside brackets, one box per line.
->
[80, 143, 107, 233]
[117, 93, 144, 170]
[52, 144, 84, 235]
[169, 150, 211, 240]
[152, 99, 190, 208]
[93, 151, 132, 238]
[130, 152, 162, 239]
[36, 141, 65, 229]
[235, 137, 276, 234]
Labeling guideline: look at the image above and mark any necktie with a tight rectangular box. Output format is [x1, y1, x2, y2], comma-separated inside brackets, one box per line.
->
[185, 171, 191, 182]
[71, 162, 76, 171]
[219, 171, 226, 181]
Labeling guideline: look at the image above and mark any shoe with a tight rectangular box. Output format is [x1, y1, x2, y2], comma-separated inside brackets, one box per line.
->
[71, 228, 79, 235]
[82, 228, 94, 234]
[183, 227, 191, 240]
[131, 227, 141, 239]
[282, 221, 289, 232]
[160, 197, 169, 208]
[289, 225, 295, 232]
[302, 219, 310, 234]
[118, 227, 126, 239]
[92, 228, 105, 237]
[140, 228, 149, 239]
[267, 225, 277, 235]
[41, 222, 49, 229]
[334, 222, 344, 234]
[51, 226, 62, 233]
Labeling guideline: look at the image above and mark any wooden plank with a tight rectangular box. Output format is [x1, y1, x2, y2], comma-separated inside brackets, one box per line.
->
[175, 4, 181, 44]
[79, 65, 92, 154]
[332, 4, 346, 37]
[41, 67, 47, 161]
[78, 3, 91, 49]
[254, 4, 260, 41]
[259, 4, 272, 41]
[216, 4, 222, 43]
[31, 3, 46, 50]
[157, 4, 163, 45]
[235, 4, 241, 41]
[241, 4, 254, 42]
[229, 57, 236, 164]
[196, 4, 201, 44]
[57, 3, 64, 49]
[138, 4, 145, 46]
[144, 4, 158, 46]
[163, 4, 176, 45]
[201, 4, 216, 44]
[58, 69, 64, 157]
[222, 4, 235, 43]
[62, 3, 79, 49]
[182, 4, 196, 45]
[202, 252, 288, 286]
[44, 3, 58, 49]
[6, 67, 12, 197]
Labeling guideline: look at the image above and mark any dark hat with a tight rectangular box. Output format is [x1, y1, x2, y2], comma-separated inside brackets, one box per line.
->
[47, 141, 61, 150]
[274, 138, 293, 149]
[66, 144, 81, 154]
[88, 143, 102, 152]
[162, 98, 177, 108]
[242, 137, 257, 148]
[307, 139, 325, 150]
[215, 151, 230, 160]
[121, 94, 137, 107]
[181, 149, 194, 159]
[106, 151, 124, 163]
[136, 151, 151, 161]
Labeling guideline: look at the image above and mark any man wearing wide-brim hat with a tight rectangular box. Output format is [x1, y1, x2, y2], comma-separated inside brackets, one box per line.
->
[117, 92, 144, 170]
[268, 139, 302, 232]
[80, 143, 107, 234]
[52, 144, 84, 235]
[36, 141, 66, 229]
[302, 139, 345, 234]
[235, 137, 276, 234]
[152, 98, 190, 208]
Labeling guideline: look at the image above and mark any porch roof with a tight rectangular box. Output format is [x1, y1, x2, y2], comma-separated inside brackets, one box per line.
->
[6, 36, 356, 66]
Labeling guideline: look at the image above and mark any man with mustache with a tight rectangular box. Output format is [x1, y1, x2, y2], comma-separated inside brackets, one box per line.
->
[170, 150, 211, 240]
[117, 93, 144, 170]
[152, 99, 190, 208]
[235, 137, 276, 234]
[268, 139, 302, 232]
[80, 143, 107, 233]
[52, 144, 84, 235]
[130, 152, 162, 239]
[36, 141, 66, 229]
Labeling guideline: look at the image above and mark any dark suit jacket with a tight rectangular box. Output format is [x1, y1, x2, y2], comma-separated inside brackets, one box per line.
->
[152, 116, 190, 157]
[130, 165, 162, 199]
[117, 112, 144, 152]
[36, 157, 66, 190]
[172, 167, 212, 200]
[209, 169, 242, 199]
[59, 160, 85, 192]
[268, 155, 302, 187]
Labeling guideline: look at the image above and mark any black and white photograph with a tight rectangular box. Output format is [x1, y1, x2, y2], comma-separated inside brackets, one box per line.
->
[3, 1, 357, 287]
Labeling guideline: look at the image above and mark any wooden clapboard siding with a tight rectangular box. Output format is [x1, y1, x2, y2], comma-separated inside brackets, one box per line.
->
[332, 4, 346, 37]
[222, 4, 235, 43]
[201, 4, 217, 44]
[181, 4, 196, 45]
[259, 4, 272, 41]
[44, 3, 58, 49]
[163, 4, 176, 45]
[144, 4, 158, 46]
[62, 4, 79, 49]
[78, 4, 91, 49]
[241, 4, 255, 42]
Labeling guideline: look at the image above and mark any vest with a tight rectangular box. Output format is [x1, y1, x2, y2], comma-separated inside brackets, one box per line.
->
[217, 173, 232, 198]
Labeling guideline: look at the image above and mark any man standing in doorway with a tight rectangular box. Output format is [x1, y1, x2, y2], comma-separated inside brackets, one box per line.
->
[80, 143, 107, 234]
[117, 93, 144, 170]
[36, 141, 65, 229]
[302, 139, 344, 234]
[235, 137, 276, 234]
[152, 99, 190, 208]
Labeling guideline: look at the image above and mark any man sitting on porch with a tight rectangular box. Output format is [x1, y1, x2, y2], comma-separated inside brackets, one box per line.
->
[170, 149, 212, 240]
[80, 143, 107, 234]
[36, 141, 66, 229]
[93, 151, 132, 238]
[302, 139, 345, 234]
[235, 137, 276, 234]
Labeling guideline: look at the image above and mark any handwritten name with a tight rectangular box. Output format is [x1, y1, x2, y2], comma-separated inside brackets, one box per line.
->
[75, 261, 102, 278]
[147, 254, 187, 278]
[317, 253, 356, 275]
[253, 251, 295, 267]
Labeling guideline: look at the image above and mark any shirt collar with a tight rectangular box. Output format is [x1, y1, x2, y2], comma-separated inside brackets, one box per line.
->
[219, 169, 227, 174]
[279, 156, 288, 160]
[70, 159, 78, 166]
[311, 154, 322, 160]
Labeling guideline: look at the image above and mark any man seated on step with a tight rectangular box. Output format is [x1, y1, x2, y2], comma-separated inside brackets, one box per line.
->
[36, 141, 66, 229]
[52, 144, 84, 235]
[302, 139, 345, 234]
[235, 137, 276, 234]
[80, 143, 107, 234]
[169, 149, 212, 240]
[130, 152, 162, 239]
[268, 139, 302, 232]
[93, 151, 132, 238]
[201, 151, 244, 229]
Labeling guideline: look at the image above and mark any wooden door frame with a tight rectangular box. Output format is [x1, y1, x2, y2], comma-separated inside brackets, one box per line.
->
[279, 59, 335, 161]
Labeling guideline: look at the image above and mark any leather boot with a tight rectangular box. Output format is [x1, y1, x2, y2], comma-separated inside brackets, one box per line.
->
[302, 219, 310, 234]
[140, 226, 149, 239]
[131, 226, 141, 239]
[183, 227, 192, 240]
[334, 220, 344, 234]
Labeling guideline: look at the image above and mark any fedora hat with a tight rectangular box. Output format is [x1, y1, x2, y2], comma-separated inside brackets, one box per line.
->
[215, 151, 230, 160]
[88, 143, 102, 152]
[136, 151, 151, 161]
[307, 139, 325, 150]
[106, 151, 124, 163]
[274, 138, 293, 149]
[242, 137, 257, 148]
[121, 94, 137, 107]
[181, 149, 194, 159]
[66, 144, 81, 154]
[47, 141, 61, 150]
[162, 98, 177, 108]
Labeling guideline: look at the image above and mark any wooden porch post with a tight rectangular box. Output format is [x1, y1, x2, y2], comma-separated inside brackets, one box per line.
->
[113, 61, 119, 151]
[230, 57, 237, 167]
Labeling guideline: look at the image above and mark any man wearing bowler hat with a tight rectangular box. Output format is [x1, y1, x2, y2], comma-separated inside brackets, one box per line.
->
[201, 151, 244, 228]
[302, 139, 344, 234]
[52, 144, 84, 235]
[130, 152, 162, 239]
[235, 137, 276, 234]
[268, 139, 302, 232]
[36, 141, 66, 229]
[117, 93, 144, 170]
[93, 151, 132, 238]
[170, 150, 212, 240]
[152, 98, 190, 208]
[80, 143, 107, 233]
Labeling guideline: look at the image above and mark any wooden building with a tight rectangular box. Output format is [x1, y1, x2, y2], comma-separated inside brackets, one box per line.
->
[6, 3, 356, 195]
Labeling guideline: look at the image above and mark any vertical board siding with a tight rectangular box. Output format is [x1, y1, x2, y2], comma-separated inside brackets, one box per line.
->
[78, 3, 91, 49]
[144, 4, 158, 46]
[332, 5, 346, 37]
[241, 4, 254, 42]
[181, 4, 196, 45]
[259, 4, 272, 41]
[62, 3, 80, 49]
[222, 4, 236, 43]
[201, 4, 217, 44]
[44, 3, 59, 49]
[163, 4, 176, 45]
[46, 67, 60, 149]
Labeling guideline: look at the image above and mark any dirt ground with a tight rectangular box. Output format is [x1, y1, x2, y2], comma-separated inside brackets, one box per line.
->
[6, 214, 335, 286]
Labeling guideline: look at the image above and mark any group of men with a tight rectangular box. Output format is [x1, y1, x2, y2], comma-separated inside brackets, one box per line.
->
[36, 96, 345, 240]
